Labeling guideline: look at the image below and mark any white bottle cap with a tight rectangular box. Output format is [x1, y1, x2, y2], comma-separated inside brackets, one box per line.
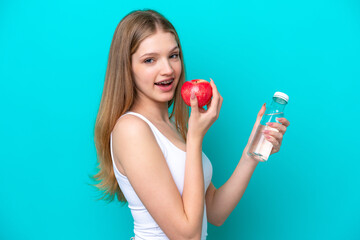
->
[273, 92, 289, 102]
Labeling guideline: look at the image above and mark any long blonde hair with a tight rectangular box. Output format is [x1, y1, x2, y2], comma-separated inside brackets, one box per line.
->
[92, 10, 189, 202]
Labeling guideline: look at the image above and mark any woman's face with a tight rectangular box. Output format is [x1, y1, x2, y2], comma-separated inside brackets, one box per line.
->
[131, 29, 182, 105]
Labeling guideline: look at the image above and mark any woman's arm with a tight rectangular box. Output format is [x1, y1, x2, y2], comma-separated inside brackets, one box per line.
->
[205, 154, 258, 226]
[113, 80, 222, 239]
[113, 115, 204, 240]
[205, 104, 290, 226]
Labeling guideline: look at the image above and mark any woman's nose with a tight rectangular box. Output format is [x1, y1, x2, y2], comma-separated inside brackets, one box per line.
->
[160, 59, 174, 75]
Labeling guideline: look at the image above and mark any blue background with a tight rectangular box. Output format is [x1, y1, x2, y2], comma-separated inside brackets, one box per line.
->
[1, 0, 359, 239]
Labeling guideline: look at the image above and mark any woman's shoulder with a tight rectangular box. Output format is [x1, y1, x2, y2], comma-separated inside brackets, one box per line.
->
[112, 113, 152, 139]
[111, 113, 164, 172]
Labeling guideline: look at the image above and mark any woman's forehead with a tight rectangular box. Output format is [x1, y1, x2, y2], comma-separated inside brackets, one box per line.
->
[135, 31, 178, 56]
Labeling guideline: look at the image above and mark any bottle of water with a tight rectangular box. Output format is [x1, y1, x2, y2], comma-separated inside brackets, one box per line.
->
[247, 92, 289, 162]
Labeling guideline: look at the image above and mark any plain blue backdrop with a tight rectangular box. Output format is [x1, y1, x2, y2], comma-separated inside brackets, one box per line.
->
[1, 0, 359, 239]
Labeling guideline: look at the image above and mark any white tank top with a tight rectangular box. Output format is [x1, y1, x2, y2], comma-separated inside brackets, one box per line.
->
[110, 112, 213, 240]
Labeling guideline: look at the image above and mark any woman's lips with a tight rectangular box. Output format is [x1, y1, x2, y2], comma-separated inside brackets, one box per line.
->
[154, 78, 174, 85]
[154, 79, 174, 91]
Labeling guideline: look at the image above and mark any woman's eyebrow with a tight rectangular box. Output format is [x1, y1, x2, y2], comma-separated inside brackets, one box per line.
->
[169, 46, 179, 52]
[140, 46, 179, 58]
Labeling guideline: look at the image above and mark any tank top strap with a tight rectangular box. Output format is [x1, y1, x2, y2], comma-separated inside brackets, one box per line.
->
[121, 112, 155, 128]
[119, 111, 170, 154]
[121, 112, 166, 137]
[110, 111, 168, 177]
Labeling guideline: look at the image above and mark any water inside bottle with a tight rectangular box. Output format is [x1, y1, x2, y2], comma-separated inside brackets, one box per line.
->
[248, 113, 281, 162]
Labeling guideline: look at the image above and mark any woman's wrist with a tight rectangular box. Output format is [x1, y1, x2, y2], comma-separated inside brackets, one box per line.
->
[241, 150, 259, 167]
[186, 133, 203, 150]
[186, 128, 205, 154]
[186, 128, 204, 143]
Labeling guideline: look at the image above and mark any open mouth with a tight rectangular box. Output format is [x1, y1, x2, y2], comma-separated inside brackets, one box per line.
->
[154, 79, 174, 86]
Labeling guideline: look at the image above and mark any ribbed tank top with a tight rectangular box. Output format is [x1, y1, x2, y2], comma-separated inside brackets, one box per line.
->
[110, 112, 213, 239]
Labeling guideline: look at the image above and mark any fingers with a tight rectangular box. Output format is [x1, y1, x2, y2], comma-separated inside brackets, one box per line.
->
[253, 103, 266, 133]
[256, 103, 266, 122]
[208, 78, 223, 119]
[258, 103, 266, 119]
[188, 79, 221, 138]
[264, 120, 289, 154]
[277, 118, 290, 127]
[263, 128, 283, 144]
[255, 103, 267, 128]
[266, 122, 287, 134]
[190, 91, 199, 116]
[246, 103, 267, 147]
[209, 78, 219, 98]
[264, 134, 280, 153]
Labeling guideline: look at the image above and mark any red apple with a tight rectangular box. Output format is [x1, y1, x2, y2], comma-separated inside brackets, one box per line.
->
[181, 79, 213, 107]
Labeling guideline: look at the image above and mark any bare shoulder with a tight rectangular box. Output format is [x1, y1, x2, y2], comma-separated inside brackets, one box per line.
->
[111, 114, 198, 238]
[113, 114, 151, 138]
[111, 114, 156, 164]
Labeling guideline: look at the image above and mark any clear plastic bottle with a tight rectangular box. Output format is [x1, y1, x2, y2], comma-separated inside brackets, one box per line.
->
[247, 92, 289, 162]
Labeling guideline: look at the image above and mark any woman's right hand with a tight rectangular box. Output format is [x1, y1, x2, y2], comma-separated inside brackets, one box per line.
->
[187, 79, 223, 140]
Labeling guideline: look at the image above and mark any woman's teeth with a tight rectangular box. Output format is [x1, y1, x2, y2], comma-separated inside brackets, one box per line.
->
[155, 79, 174, 85]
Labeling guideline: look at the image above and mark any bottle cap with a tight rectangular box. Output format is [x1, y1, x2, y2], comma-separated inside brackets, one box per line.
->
[273, 92, 289, 103]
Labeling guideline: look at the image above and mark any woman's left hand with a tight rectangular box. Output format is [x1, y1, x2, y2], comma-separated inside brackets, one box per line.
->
[263, 118, 291, 154]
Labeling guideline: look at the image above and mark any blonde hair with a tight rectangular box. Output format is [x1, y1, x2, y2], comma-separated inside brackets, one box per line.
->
[92, 10, 189, 202]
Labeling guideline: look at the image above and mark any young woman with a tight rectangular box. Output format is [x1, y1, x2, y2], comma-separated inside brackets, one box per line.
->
[93, 9, 290, 240]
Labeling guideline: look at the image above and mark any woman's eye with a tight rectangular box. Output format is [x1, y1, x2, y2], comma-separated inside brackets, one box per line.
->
[170, 53, 179, 59]
[144, 58, 154, 63]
